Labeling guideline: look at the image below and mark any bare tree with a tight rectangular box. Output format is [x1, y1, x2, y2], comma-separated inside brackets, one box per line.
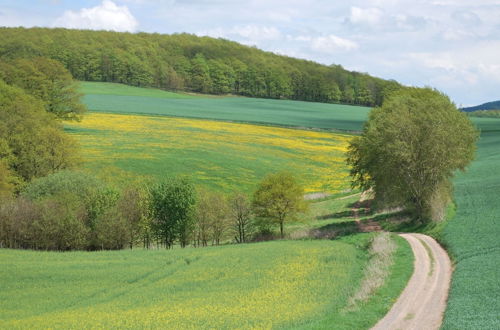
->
[230, 193, 253, 243]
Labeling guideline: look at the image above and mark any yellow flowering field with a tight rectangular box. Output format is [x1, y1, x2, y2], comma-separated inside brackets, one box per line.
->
[0, 240, 367, 329]
[66, 113, 353, 193]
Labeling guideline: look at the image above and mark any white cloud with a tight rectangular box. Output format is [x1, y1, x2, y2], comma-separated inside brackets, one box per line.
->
[311, 34, 359, 53]
[198, 25, 282, 44]
[348, 6, 384, 25]
[53, 0, 138, 32]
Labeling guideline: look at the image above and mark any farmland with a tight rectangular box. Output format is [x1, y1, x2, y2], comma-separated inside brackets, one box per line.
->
[66, 82, 364, 193]
[441, 117, 500, 329]
[80, 82, 370, 132]
[66, 113, 352, 193]
[0, 235, 412, 329]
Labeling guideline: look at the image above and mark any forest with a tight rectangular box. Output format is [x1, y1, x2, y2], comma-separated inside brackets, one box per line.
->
[0, 27, 401, 106]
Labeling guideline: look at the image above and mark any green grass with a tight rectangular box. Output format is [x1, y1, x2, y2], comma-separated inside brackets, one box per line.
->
[65, 113, 353, 194]
[292, 234, 414, 329]
[441, 117, 500, 329]
[80, 82, 370, 132]
[79, 81, 197, 99]
[0, 240, 368, 329]
[0, 191, 414, 329]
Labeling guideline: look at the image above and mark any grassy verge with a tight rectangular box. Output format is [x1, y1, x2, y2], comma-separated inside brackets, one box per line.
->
[285, 233, 413, 329]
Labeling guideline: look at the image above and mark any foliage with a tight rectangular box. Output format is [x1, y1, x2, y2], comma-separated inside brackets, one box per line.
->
[461, 100, 500, 112]
[80, 81, 370, 132]
[195, 189, 231, 246]
[441, 117, 500, 329]
[0, 239, 369, 329]
[0, 27, 402, 107]
[148, 177, 197, 248]
[347, 88, 478, 221]
[0, 80, 79, 186]
[467, 109, 500, 118]
[252, 172, 308, 238]
[0, 57, 85, 121]
[21, 171, 119, 231]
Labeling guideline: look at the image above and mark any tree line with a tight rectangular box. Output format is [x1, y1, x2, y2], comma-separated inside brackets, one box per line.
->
[0, 171, 307, 251]
[0, 27, 402, 107]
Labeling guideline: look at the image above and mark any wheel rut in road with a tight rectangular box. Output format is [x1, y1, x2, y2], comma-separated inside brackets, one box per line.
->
[372, 233, 452, 330]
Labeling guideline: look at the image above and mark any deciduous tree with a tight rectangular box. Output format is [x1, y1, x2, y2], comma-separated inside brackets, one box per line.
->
[347, 87, 478, 221]
[252, 172, 307, 238]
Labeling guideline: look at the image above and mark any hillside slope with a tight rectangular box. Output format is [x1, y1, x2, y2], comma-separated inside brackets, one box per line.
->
[80, 82, 370, 132]
[0, 27, 401, 107]
[461, 100, 500, 112]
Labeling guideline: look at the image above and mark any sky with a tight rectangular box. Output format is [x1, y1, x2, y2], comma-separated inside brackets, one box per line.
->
[1, 0, 499, 106]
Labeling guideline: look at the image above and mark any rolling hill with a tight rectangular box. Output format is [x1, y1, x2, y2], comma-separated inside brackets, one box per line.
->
[461, 100, 500, 112]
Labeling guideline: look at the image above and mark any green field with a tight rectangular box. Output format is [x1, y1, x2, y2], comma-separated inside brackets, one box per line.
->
[0, 234, 412, 329]
[441, 117, 500, 329]
[80, 81, 197, 99]
[67, 82, 366, 193]
[80, 82, 370, 132]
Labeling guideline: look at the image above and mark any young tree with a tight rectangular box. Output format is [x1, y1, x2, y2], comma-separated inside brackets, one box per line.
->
[252, 172, 307, 238]
[195, 189, 230, 246]
[149, 177, 196, 249]
[229, 193, 253, 243]
[347, 87, 478, 222]
[209, 192, 230, 246]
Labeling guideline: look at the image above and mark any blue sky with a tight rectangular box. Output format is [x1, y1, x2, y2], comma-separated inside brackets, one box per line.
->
[1, 0, 499, 106]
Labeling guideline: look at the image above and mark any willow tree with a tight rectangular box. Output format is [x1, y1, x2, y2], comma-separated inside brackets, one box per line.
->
[347, 87, 478, 222]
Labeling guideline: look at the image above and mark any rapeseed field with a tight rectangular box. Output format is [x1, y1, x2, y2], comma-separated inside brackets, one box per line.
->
[66, 113, 353, 193]
[0, 240, 366, 329]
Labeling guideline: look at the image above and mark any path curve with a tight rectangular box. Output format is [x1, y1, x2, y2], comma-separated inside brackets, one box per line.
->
[372, 233, 452, 330]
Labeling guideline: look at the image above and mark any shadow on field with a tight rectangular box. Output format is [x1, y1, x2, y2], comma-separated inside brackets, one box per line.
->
[309, 221, 360, 240]
[316, 210, 353, 220]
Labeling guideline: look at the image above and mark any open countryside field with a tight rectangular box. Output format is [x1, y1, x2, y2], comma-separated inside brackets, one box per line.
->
[80, 82, 370, 132]
[66, 113, 352, 193]
[68, 82, 363, 193]
[441, 117, 500, 329]
[0, 237, 411, 329]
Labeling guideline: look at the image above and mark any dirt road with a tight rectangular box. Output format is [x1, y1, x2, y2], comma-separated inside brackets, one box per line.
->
[372, 233, 452, 330]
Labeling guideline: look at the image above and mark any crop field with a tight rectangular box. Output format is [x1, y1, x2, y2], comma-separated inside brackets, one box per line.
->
[66, 113, 352, 193]
[0, 206, 413, 330]
[0, 240, 365, 329]
[441, 117, 500, 329]
[80, 82, 370, 132]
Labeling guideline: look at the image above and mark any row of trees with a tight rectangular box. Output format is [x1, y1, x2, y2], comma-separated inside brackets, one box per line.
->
[0, 171, 307, 251]
[0, 27, 401, 106]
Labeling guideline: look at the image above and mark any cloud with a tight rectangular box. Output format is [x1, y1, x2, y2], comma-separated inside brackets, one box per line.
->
[311, 34, 359, 53]
[348, 6, 383, 25]
[53, 0, 138, 32]
[198, 25, 282, 44]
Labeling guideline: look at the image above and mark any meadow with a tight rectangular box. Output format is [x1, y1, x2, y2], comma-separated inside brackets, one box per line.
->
[441, 117, 500, 329]
[66, 113, 353, 194]
[0, 199, 413, 329]
[80, 82, 370, 132]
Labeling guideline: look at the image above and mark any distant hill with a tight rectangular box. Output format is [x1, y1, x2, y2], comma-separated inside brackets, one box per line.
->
[461, 100, 500, 112]
[0, 27, 402, 107]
